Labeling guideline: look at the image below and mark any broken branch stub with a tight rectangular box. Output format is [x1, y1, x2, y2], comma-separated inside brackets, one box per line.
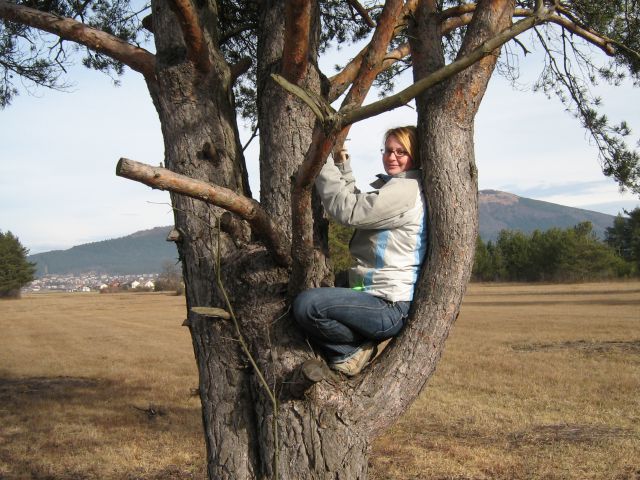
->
[190, 307, 232, 320]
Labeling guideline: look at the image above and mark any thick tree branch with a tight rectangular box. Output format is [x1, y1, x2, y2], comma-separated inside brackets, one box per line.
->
[339, 0, 404, 112]
[289, 126, 336, 292]
[288, 1, 405, 290]
[328, 42, 410, 102]
[331, 2, 621, 103]
[338, 9, 552, 127]
[282, 0, 312, 83]
[116, 158, 291, 267]
[550, 11, 615, 56]
[230, 57, 251, 84]
[167, 0, 211, 73]
[327, 2, 483, 103]
[328, 45, 367, 102]
[327, 0, 419, 102]
[292, 11, 564, 129]
[0, 0, 156, 80]
[330, 0, 405, 158]
[440, 3, 477, 20]
[441, 4, 617, 57]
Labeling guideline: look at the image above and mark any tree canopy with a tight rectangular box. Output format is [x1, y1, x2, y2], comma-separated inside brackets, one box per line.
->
[2, 1, 640, 194]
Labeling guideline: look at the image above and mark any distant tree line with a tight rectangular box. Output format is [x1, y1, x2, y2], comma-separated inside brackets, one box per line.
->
[474, 209, 640, 282]
[329, 208, 640, 284]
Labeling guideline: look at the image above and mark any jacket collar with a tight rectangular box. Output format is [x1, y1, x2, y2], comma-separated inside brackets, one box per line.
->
[370, 169, 422, 188]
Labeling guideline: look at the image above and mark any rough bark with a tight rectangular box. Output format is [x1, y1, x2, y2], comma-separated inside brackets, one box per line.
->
[148, 0, 259, 477]
[147, 1, 359, 477]
[257, 1, 333, 295]
[256, 0, 324, 241]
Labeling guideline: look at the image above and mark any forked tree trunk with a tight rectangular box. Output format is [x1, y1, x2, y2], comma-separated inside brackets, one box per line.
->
[145, 1, 513, 479]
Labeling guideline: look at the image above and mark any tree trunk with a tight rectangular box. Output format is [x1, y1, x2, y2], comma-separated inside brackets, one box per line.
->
[257, 0, 322, 239]
[144, 1, 514, 479]
[149, 0, 263, 476]
[257, 0, 332, 292]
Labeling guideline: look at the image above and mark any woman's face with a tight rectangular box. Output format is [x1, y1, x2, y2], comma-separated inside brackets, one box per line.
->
[382, 135, 414, 175]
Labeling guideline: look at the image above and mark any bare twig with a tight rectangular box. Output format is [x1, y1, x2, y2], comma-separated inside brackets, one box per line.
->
[242, 125, 259, 152]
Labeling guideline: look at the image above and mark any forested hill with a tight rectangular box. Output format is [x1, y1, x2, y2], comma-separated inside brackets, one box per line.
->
[28, 192, 617, 276]
[479, 190, 615, 241]
[28, 226, 178, 276]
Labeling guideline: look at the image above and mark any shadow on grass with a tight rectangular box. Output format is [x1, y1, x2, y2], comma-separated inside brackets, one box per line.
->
[466, 287, 640, 298]
[464, 298, 640, 307]
[0, 376, 203, 479]
[511, 339, 640, 354]
[508, 423, 637, 447]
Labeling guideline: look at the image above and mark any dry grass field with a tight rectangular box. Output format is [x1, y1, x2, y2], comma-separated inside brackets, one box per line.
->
[0, 282, 638, 479]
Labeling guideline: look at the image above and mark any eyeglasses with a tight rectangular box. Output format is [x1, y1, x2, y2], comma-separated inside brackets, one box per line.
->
[381, 148, 408, 158]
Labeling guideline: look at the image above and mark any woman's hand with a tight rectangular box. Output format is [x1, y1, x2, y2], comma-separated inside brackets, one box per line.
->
[335, 149, 349, 164]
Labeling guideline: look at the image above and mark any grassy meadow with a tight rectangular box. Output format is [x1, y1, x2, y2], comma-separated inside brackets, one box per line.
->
[0, 282, 638, 479]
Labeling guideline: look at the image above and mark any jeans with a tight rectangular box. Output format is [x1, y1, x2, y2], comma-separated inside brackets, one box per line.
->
[293, 287, 410, 363]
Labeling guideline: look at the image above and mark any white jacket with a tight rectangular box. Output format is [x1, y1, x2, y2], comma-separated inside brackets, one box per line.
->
[316, 159, 427, 302]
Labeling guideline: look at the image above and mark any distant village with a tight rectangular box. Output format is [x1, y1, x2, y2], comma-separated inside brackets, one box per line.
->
[25, 272, 160, 293]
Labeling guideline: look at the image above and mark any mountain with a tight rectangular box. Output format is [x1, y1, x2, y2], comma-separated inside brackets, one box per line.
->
[28, 226, 178, 276]
[28, 191, 618, 276]
[478, 190, 616, 241]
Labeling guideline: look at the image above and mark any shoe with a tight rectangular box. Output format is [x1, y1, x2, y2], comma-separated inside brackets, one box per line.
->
[371, 338, 392, 362]
[330, 342, 375, 376]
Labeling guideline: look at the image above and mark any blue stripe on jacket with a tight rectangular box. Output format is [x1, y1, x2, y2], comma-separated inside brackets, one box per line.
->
[363, 229, 391, 289]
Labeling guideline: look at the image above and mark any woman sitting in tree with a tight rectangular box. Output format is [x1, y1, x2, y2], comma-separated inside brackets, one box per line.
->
[293, 126, 427, 376]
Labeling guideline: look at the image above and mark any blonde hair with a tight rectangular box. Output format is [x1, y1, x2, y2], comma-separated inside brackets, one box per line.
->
[383, 126, 419, 167]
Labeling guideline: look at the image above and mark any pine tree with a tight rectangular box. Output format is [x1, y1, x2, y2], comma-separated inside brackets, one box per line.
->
[0, 231, 36, 298]
[606, 207, 640, 273]
[2, 1, 640, 477]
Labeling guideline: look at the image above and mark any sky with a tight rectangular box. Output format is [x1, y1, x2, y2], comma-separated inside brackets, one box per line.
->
[1, 37, 639, 254]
